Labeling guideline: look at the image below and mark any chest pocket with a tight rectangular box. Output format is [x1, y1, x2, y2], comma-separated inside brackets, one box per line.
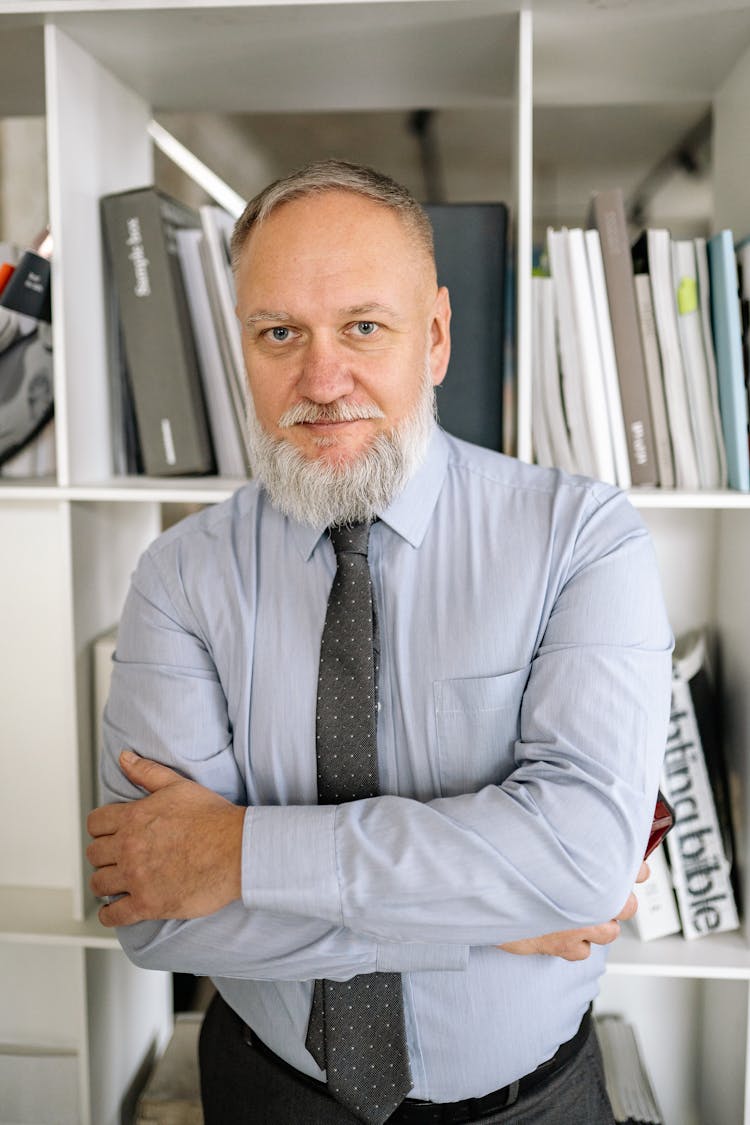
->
[433, 666, 531, 797]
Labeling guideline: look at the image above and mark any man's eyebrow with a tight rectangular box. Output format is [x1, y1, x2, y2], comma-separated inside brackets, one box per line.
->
[242, 310, 292, 325]
[341, 303, 401, 320]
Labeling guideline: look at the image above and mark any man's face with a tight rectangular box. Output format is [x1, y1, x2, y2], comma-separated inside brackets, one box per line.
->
[234, 190, 450, 468]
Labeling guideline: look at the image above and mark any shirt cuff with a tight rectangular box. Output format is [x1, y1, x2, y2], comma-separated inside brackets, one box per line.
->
[243, 804, 342, 922]
[243, 806, 470, 972]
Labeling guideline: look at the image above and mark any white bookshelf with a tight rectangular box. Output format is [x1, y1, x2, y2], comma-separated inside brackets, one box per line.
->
[1, 3, 750, 1122]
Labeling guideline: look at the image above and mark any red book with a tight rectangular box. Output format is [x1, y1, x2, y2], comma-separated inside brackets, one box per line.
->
[0, 262, 15, 297]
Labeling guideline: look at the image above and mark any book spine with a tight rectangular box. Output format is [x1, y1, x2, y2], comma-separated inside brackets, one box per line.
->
[590, 191, 658, 484]
[565, 227, 617, 484]
[632, 842, 681, 941]
[708, 231, 750, 492]
[633, 274, 675, 488]
[92, 625, 118, 806]
[546, 228, 597, 476]
[535, 275, 576, 474]
[198, 205, 253, 465]
[530, 276, 556, 469]
[661, 673, 740, 939]
[644, 230, 703, 489]
[672, 239, 724, 489]
[694, 237, 728, 488]
[175, 228, 248, 478]
[101, 190, 215, 476]
[584, 228, 631, 489]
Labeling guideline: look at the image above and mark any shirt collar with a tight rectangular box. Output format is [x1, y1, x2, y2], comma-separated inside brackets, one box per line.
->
[377, 424, 449, 547]
[284, 425, 450, 562]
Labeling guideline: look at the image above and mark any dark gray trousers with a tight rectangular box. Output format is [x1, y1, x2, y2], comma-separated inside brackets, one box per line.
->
[199, 991, 616, 1125]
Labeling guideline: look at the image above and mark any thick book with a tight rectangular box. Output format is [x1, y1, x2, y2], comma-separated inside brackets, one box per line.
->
[694, 237, 728, 488]
[631, 841, 681, 941]
[502, 252, 516, 456]
[424, 203, 507, 452]
[175, 227, 249, 478]
[546, 227, 597, 476]
[104, 255, 142, 476]
[530, 277, 555, 469]
[531, 274, 576, 473]
[672, 239, 726, 489]
[101, 187, 216, 476]
[584, 228, 631, 488]
[736, 235, 750, 380]
[660, 630, 740, 939]
[633, 274, 674, 488]
[632, 231, 701, 490]
[587, 189, 657, 485]
[92, 623, 118, 804]
[707, 230, 750, 492]
[564, 227, 617, 484]
[198, 203, 253, 468]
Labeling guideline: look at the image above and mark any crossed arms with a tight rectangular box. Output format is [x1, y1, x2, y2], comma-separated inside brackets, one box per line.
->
[87, 749, 647, 963]
[87, 490, 673, 980]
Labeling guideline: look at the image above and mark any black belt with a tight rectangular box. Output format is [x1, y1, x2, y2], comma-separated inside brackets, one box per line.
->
[244, 1005, 591, 1125]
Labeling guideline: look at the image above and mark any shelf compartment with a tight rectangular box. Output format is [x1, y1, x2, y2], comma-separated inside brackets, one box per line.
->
[609, 929, 750, 980]
[0, 886, 118, 948]
[597, 973, 748, 1125]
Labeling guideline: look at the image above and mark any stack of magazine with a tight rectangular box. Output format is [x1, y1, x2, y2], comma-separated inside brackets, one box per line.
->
[595, 1013, 663, 1124]
[532, 187, 750, 492]
[101, 188, 249, 478]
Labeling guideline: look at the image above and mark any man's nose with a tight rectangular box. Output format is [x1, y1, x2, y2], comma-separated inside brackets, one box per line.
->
[296, 337, 356, 403]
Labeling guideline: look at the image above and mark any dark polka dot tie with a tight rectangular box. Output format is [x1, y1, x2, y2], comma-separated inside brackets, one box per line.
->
[305, 522, 413, 1125]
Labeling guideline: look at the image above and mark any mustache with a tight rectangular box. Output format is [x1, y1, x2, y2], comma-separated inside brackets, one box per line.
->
[278, 400, 386, 427]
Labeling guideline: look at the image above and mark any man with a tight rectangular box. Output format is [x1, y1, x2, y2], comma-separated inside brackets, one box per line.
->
[87, 161, 672, 1125]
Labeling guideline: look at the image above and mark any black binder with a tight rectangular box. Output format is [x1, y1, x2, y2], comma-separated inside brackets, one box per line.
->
[425, 203, 508, 452]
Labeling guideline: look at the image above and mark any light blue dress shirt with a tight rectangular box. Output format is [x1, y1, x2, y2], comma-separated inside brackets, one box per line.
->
[102, 425, 673, 1103]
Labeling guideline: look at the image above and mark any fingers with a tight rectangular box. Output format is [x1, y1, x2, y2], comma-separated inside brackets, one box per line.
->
[497, 937, 540, 955]
[88, 754, 182, 841]
[563, 940, 591, 961]
[85, 836, 118, 869]
[616, 891, 639, 923]
[86, 802, 125, 839]
[499, 917, 623, 961]
[586, 920, 620, 946]
[98, 896, 139, 928]
[118, 750, 182, 792]
[635, 861, 650, 884]
[90, 865, 127, 899]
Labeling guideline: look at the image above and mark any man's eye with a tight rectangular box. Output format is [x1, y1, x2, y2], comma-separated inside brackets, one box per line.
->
[268, 326, 291, 342]
[354, 321, 378, 336]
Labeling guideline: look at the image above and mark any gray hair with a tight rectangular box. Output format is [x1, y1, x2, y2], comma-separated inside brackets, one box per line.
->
[230, 159, 435, 272]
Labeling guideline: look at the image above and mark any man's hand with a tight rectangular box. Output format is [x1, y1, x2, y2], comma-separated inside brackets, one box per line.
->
[499, 861, 649, 961]
[86, 750, 245, 928]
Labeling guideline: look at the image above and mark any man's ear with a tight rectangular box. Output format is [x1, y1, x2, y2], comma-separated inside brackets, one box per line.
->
[429, 286, 451, 387]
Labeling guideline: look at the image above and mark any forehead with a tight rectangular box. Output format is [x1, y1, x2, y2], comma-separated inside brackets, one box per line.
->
[239, 190, 432, 291]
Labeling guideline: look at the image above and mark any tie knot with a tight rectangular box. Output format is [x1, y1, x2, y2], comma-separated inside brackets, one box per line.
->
[329, 522, 371, 558]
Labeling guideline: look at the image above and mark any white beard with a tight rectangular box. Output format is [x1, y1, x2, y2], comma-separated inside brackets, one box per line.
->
[244, 364, 437, 528]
